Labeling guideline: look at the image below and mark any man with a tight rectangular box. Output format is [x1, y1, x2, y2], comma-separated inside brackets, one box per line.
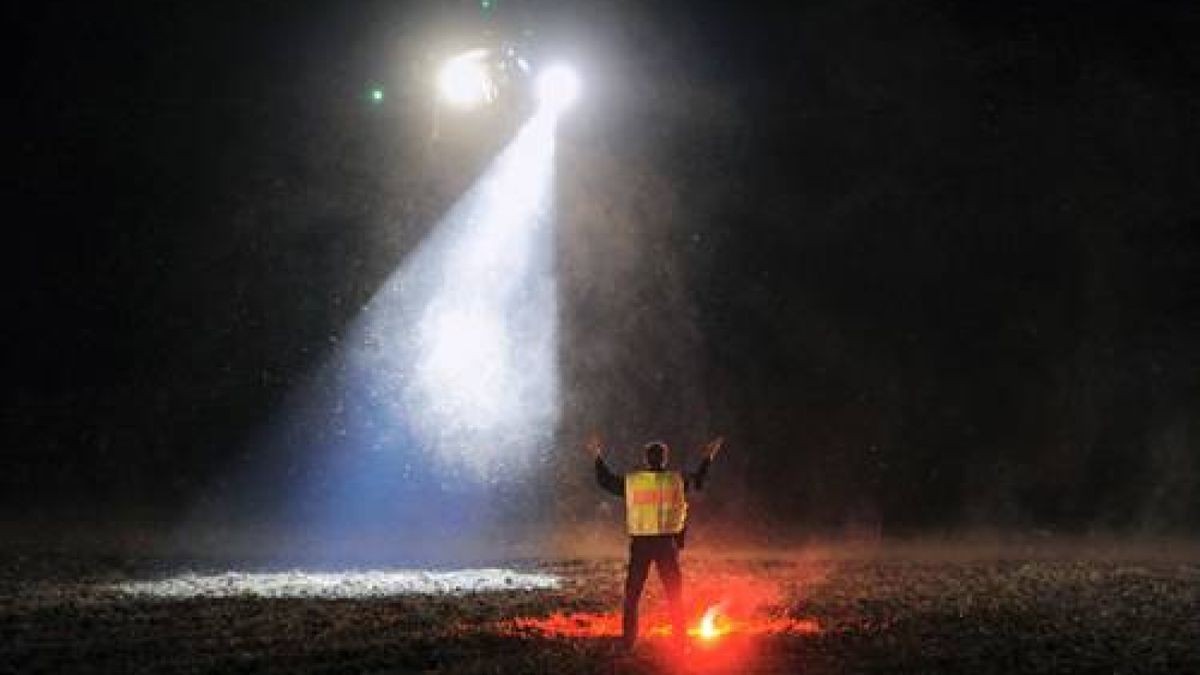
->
[588, 435, 724, 650]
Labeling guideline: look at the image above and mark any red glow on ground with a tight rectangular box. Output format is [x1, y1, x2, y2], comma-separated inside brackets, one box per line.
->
[502, 610, 819, 640]
[505, 611, 622, 638]
[499, 570, 820, 674]
[501, 609, 819, 674]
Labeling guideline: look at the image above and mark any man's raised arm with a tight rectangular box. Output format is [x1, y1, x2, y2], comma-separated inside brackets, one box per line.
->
[686, 436, 724, 492]
[588, 435, 625, 497]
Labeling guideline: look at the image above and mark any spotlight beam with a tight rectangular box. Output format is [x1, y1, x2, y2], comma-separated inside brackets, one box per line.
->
[184, 113, 565, 565]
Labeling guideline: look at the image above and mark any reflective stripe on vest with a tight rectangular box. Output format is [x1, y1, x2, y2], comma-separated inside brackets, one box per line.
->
[624, 471, 687, 536]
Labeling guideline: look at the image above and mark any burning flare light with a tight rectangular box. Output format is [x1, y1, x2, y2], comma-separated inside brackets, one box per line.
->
[697, 603, 728, 640]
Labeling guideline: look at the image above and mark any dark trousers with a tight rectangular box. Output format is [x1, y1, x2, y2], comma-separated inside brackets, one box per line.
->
[623, 535, 685, 646]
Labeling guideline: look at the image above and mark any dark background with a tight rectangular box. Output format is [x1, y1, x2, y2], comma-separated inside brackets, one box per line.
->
[6, 0, 1199, 543]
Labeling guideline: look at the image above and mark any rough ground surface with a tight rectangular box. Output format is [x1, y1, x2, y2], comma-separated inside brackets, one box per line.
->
[1, 551, 1197, 673]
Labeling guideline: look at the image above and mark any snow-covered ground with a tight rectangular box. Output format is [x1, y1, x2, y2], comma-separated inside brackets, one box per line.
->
[112, 568, 560, 598]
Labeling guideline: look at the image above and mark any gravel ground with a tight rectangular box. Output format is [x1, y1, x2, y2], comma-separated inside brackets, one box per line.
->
[1, 552, 1197, 673]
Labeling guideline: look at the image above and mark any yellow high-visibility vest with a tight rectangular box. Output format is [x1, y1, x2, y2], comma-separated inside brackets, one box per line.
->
[624, 470, 688, 536]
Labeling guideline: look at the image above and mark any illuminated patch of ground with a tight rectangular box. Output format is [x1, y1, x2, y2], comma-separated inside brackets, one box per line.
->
[111, 568, 561, 598]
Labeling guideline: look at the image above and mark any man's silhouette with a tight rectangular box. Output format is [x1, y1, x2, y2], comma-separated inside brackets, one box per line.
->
[589, 435, 723, 649]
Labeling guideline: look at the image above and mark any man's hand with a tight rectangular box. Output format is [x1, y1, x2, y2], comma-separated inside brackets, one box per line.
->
[585, 434, 604, 460]
[702, 436, 724, 461]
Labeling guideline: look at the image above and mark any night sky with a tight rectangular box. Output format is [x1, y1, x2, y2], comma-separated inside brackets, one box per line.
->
[7, 0, 1199, 545]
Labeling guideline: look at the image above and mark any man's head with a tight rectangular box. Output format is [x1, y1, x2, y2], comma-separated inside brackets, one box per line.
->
[643, 441, 670, 470]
